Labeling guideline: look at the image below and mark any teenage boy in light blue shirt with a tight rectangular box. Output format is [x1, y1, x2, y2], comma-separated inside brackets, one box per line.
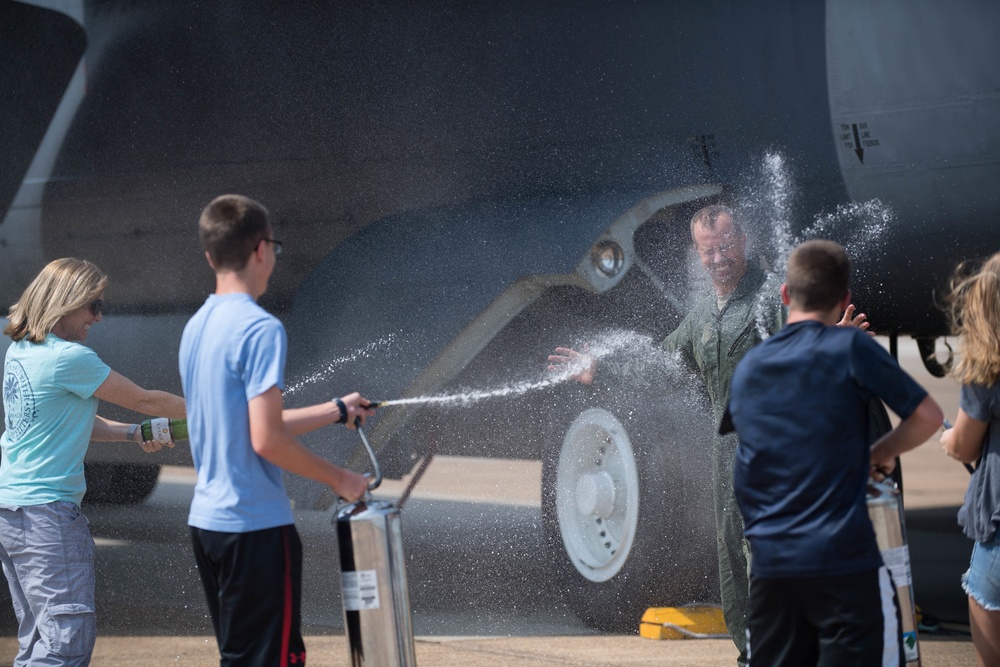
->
[179, 194, 375, 667]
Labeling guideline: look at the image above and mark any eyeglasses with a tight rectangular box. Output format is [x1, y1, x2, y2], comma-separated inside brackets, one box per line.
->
[89, 300, 104, 317]
[257, 238, 283, 255]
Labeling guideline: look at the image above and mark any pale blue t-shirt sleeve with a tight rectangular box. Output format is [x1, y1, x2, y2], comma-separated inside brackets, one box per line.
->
[241, 318, 287, 401]
[55, 343, 111, 398]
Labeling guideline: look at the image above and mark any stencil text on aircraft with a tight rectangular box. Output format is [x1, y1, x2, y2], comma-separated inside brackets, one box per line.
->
[838, 122, 880, 164]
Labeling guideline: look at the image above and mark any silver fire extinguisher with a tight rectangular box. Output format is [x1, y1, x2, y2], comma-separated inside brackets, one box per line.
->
[334, 425, 417, 666]
[867, 477, 920, 667]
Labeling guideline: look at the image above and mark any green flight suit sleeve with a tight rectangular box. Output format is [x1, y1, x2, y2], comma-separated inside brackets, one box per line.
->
[663, 310, 697, 370]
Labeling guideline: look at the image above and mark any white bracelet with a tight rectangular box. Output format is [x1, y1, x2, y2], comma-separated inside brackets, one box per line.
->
[127, 423, 139, 443]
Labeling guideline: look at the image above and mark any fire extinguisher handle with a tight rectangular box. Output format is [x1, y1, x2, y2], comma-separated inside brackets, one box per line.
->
[355, 425, 383, 491]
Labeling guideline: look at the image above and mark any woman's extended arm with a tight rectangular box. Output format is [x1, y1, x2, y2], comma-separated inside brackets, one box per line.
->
[93, 370, 186, 418]
[91, 415, 171, 452]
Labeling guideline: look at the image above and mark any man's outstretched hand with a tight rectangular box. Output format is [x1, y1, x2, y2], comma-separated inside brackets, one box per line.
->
[548, 346, 597, 385]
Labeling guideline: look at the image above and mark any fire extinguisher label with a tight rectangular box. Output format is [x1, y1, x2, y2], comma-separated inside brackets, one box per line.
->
[880, 546, 913, 587]
[341, 570, 380, 610]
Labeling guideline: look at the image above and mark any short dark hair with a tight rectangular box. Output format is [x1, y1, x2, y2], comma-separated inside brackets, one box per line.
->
[785, 240, 851, 312]
[199, 194, 270, 271]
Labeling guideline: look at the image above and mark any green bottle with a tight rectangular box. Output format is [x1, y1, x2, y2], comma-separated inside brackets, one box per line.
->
[140, 417, 188, 444]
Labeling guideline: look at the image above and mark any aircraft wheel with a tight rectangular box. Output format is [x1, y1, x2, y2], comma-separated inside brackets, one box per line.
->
[541, 395, 716, 632]
[83, 462, 161, 505]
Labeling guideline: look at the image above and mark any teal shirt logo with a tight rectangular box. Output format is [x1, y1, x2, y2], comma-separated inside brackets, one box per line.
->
[3, 360, 36, 441]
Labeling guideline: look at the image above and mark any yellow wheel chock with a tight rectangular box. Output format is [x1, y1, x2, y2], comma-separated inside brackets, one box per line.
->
[639, 604, 729, 640]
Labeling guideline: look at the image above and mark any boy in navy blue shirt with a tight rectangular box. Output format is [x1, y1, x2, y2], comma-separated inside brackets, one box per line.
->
[726, 240, 943, 666]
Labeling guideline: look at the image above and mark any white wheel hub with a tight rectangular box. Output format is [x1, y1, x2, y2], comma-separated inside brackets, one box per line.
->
[575, 471, 616, 518]
[555, 407, 640, 583]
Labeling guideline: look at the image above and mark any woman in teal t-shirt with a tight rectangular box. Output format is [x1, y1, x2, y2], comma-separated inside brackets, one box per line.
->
[0, 258, 185, 666]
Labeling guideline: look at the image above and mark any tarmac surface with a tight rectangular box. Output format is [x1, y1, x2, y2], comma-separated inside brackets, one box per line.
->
[14, 634, 973, 666]
[0, 339, 979, 665]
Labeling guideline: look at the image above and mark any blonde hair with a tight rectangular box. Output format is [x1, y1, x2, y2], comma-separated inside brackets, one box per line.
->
[4, 258, 108, 343]
[946, 252, 1000, 386]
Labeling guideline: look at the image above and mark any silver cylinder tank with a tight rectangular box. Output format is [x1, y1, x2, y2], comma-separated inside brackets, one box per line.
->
[335, 498, 417, 667]
[867, 478, 920, 666]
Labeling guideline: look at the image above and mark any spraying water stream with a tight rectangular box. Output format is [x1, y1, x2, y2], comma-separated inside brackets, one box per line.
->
[285, 334, 398, 396]
[292, 151, 896, 411]
[377, 329, 687, 408]
[747, 151, 894, 340]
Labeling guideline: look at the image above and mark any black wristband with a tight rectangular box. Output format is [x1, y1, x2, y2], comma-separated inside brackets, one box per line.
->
[335, 398, 348, 424]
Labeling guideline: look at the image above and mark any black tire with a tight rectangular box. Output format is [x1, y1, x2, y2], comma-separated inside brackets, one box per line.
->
[541, 385, 717, 632]
[83, 462, 161, 505]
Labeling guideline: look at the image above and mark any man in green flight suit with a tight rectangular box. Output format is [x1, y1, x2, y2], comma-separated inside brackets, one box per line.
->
[551, 203, 870, 665]
[662, 204, 782, 665]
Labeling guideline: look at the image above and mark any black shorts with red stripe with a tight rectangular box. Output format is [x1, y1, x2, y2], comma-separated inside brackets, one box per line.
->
[191, 524, 307, 667]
